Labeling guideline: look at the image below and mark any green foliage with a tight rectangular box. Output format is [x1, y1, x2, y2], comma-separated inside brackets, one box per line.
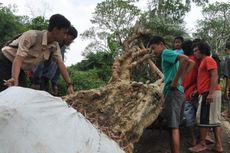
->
[91, 0, 140, 31]
[147, 0, 209, 24]
[140, 0, 203, 38]
[0, 4, 27, 47]
[0, 4, 49, 48]
[26, 16, 48, 30]
[148, 0, 190, 23]
[193, 2, 230, 53]
[58, 68, 106, 96]
[81, 0, 141, 54]
[139, 12, 187, 38]
[192, 0, 209, 6]
[75, 50, 114, 82]
[142, 0, 210, 39]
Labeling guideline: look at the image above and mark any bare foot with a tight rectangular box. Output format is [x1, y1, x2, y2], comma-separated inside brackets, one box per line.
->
[208, 145, 223, 153]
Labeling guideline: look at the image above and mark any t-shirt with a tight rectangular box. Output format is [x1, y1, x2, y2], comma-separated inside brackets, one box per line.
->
[174, 49, 184, 54]
[161, 49, 184, 96]
[223, 55, 230, 78]
[197, 56, 221, 94]
[182, 55, 200, 101]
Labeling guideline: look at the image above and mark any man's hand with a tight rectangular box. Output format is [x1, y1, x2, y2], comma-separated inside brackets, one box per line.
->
[4, 78, 18, 87]
[190, 90, 198, 100]
[206, 93, 214, 103]
[66, 85, 74, 95]
[170, 80, 178, 89]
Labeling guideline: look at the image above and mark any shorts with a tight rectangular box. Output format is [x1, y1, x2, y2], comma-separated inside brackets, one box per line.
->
[196, 91, 221, 127]
[183, 100, 197, 127]
[164, 88, 185, 128]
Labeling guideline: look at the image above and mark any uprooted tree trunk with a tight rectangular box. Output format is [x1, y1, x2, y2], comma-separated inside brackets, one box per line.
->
[63, 28, 164, 153]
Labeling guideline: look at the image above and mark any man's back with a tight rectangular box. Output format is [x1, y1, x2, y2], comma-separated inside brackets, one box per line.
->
[2, 30, 62, 70]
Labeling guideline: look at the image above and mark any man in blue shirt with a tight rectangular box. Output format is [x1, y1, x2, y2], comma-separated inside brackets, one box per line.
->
[149, 36, 194, 153]
[31, 26, 78, 95]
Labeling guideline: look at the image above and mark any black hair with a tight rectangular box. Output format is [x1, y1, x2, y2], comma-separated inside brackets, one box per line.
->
[192, 38, 202, 44]
[193, 41, 211, 56]
[149, 36, 165, 46]
[225, 41, 230, 50]
[182, 40, 193, 56]
[174, 36, 184, 42]
[192, 38, 202, 49]
[67, 26, 78, 39]
[48, 14, 71, 31]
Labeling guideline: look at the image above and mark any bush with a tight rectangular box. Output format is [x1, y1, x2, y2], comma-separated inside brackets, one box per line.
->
[58, 68, 106, 96]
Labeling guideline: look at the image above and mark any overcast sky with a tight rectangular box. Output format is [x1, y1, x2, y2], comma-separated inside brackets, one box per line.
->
[0, 0, 229, 66]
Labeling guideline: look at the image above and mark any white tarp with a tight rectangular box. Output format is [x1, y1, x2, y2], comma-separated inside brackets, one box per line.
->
[0, 87, 124, 153]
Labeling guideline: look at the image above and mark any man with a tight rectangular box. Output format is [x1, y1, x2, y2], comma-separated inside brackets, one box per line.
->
[31, 26, 78, 95]
[189, 41, 223, 153]
[222, 41, 230, 119]
[149, 36, 194, 153]
[173, 36, 184, 54]
[181, 40, 200, 146]
[0, 14, 74, 94]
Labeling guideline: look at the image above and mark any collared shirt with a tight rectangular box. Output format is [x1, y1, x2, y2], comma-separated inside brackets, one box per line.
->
[1, 30, 62, 70]
[174, 49, 184, 54]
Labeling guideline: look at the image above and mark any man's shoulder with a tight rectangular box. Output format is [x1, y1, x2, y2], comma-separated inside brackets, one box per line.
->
[23, 30, 43, 37]
[204, 56, 215, 62]
[162, 49, 179, 58]
[163, 49, 174, 52]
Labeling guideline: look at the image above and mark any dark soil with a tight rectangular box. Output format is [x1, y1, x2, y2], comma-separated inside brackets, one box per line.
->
[134, 122, 230, 153]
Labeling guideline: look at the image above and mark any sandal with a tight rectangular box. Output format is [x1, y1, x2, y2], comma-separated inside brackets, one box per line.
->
[205, 137, 214, 145]
[188, 144, 207, 152]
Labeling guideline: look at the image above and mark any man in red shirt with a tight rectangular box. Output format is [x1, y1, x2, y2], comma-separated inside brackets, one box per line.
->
[189, 42, 223, 152]
[181, 40, 200, 146]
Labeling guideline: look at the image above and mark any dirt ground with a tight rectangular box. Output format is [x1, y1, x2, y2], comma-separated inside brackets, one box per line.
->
[134, 118, 230, 153]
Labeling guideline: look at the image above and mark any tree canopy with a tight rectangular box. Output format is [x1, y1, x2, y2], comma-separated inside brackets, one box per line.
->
[193, 1, 230, 52]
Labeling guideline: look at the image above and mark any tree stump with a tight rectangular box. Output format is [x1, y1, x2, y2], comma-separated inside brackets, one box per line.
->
[63, 28, 164, 153]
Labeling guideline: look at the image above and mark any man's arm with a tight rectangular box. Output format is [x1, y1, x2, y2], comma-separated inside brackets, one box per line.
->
[55, 59, 74, 94]
[224, 78, 230, 99]
[4, 31, 36, 87]
[4, 55, 23, 86]
[207, 69, 218, 103]
[171, 54, 194, 88]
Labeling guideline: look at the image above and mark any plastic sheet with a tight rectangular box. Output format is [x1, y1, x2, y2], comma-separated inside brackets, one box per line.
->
[0, 87, 124, 153]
